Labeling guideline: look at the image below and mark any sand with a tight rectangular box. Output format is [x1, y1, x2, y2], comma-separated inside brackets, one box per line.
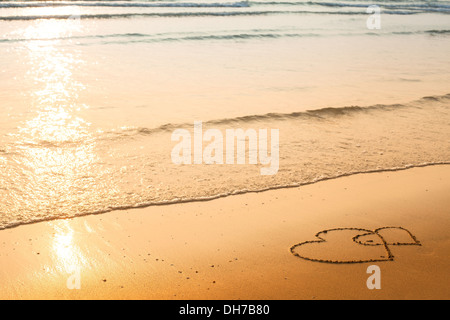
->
[0, 165, 449, 300]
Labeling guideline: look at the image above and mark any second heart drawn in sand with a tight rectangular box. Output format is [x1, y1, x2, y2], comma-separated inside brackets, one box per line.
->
[290, 227, 421, 264]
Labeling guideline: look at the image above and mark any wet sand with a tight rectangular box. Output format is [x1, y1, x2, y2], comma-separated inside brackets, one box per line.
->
[0, 165, 449, 300]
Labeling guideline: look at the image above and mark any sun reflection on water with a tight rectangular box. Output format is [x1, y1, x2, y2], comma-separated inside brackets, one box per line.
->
[20, 7, 83, 41]
[2, 16, 106, 229]
[17, 19, 96, 270]
[21, 28, 88, 144]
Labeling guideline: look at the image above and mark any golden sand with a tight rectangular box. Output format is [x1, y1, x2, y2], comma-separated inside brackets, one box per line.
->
[0, 165, 449, 299]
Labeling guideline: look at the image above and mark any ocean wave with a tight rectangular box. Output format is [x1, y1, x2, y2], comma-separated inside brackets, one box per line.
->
[265, 1, 450, 11]
[425, 29, 450, 35]
[96, 93, 450, 139]
[0, 11, 280, 21]
[14, 93, 446, 146]
[3, 28, 450, 45]
[1, 0, 449, 11]
[1, 92, 449, 230]
[0, 0, 448, 19]
[1, 9, 444, 21]
[0, 1, 251, 9]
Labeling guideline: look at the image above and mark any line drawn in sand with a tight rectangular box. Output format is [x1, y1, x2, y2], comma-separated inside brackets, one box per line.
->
[290, 227, 421, 264]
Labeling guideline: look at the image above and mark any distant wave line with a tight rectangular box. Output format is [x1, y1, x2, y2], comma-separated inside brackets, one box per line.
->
[2, 29, 449, 45]
[252, 1, 450, 10]
[1, 9, 447, 21]
[0, 1, 250, 9]
[1, 1, 450, 11]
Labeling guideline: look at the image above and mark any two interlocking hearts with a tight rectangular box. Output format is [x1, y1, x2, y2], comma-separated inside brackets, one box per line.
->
[290, 227, 421, 264]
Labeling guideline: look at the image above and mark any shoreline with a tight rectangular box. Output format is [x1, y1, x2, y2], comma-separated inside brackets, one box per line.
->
[1, 165, 449, 299]
[1, 161, 450, 232]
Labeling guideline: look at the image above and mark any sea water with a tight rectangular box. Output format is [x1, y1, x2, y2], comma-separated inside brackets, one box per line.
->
[0, 0, 449, 229]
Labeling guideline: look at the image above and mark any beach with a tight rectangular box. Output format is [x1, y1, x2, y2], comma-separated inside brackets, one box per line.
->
[1, 165, 449, 300]
[1, 0, 450, 300]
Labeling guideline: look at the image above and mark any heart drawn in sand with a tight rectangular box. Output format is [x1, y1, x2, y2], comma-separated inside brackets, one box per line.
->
[290, 227, 421, 264]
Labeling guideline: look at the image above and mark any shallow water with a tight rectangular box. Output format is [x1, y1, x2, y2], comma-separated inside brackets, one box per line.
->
[0, 0, 449, 229]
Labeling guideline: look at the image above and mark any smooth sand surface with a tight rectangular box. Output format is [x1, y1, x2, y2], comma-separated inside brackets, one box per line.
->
[0, 165, 449, 300]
